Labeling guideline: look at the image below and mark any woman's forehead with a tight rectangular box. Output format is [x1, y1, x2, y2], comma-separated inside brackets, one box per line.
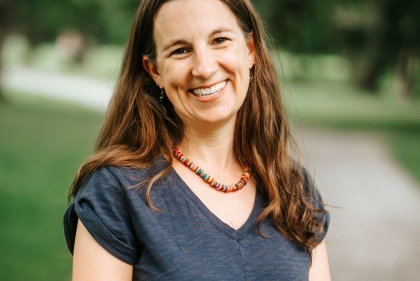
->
[153, 0, 242, 47]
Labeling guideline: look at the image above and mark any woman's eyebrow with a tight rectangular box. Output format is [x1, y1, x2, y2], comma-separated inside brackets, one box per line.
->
[209, 27, 234, 37]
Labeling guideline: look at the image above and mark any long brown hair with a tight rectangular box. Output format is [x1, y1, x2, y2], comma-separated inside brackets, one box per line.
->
[70, 0, 327, 256]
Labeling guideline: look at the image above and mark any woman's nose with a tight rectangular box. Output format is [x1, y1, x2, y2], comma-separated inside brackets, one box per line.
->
[191, 48, 217, 79]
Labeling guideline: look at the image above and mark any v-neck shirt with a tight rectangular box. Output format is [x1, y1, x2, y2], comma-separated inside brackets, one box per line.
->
[64, 159, 329, 281]
[171, 167, 259, 240]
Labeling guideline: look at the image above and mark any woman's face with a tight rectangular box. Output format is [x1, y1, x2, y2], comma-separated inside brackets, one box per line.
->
[143, 0, 255, 127]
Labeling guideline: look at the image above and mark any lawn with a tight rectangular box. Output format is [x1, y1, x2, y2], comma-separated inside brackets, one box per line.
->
[0, 91, 103, 281]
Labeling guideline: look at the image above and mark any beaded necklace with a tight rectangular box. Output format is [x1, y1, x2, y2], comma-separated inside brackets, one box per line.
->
[173, 147, 250, 193]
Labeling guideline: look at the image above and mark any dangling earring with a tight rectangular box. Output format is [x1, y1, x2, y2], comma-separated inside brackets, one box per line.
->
[248, 65, 254, 94]
[156, 83, 167, 114]
[249, 65, 254, 84]
[156, 82, 164, 104]
[249, 63, 255, 83]
[159, 88, 164, 104]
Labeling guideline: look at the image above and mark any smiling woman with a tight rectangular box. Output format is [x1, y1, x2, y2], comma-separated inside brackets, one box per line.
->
[64, 0, 331, 280]
[143, 0, 254, 127]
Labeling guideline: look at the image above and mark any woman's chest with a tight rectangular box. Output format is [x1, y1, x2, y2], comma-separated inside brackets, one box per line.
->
[130, 198, 310, 281]
[133, 225, 310, 281]
[174, 164, 257, 230]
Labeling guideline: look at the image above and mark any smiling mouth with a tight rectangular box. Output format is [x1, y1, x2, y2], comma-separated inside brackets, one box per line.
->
[191, 80, 227, 97]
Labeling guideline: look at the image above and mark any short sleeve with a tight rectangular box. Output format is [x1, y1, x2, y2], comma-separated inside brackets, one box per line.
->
[63, 167, 139, 265]
[300, 168, 330, 243]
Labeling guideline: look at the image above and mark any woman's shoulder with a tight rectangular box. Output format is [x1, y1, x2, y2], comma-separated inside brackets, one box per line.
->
[289, 162, 316, 193]
[91, 156, 170, 187]
[75, 156, 171, 199]
[294, 164, 330, 242]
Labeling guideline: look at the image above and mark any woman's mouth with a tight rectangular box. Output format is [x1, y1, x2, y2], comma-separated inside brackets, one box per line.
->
[191, 80, 227, 97]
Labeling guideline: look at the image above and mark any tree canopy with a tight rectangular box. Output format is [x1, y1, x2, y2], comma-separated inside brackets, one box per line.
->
[1, 0, 419, 96]
[253, 0, 420, 96]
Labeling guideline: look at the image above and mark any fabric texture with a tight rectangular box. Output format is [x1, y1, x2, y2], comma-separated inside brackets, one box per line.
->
[64, 158, 329, 281]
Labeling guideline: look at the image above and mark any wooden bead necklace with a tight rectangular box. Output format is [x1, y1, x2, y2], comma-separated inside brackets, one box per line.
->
[173, 147, 250, 193]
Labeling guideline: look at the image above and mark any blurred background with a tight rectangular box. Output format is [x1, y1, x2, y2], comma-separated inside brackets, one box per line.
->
[0, 0, 419, 280]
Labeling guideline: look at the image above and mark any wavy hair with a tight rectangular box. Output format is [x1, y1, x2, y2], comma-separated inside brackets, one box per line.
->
[69, 0, 327, 257]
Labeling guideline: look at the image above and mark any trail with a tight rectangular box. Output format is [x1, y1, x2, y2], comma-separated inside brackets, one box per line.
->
[298, 129, 420, 281]
[2, 66, 113, 111]
[4, 66, 420, 280]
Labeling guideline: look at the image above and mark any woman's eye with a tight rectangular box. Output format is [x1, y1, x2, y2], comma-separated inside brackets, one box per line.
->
[213, 37, 228, 45]
[171, 48, 188, 55]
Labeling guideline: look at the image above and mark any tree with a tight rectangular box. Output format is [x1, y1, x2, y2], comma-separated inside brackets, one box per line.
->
[0, 0, 138, 96]
[253, 0, 420, 97]
[253, 0, 336, 54]
[0, 0, 13, 99]
[331, 0, 420, 96]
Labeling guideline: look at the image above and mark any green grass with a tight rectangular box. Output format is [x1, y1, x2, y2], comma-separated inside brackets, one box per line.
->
[390, 132, 420, 184]
[0, 92, 104, 281]
[284, 80, 420, 184]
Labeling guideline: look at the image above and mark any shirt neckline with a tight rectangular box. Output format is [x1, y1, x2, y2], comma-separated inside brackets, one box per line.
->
[169, 167, 263, 241]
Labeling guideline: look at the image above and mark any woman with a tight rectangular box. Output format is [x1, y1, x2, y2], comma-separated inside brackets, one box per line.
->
[64, 0, 331, 280]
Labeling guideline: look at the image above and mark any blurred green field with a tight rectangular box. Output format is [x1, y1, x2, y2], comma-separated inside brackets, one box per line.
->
[0, 92, 103, 280]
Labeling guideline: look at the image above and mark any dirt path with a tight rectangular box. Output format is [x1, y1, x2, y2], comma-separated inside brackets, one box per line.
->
[297, 129, 420, 281]
[4, 67, 420, 280]
[2, 66, 113, 111]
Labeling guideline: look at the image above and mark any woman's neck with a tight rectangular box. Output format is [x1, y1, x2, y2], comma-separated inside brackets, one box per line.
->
[176, 118, 239, 172]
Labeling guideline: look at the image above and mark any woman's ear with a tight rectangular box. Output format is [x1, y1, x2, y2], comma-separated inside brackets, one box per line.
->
[247, 31, 256, 69]
[142, 56, 163, 86]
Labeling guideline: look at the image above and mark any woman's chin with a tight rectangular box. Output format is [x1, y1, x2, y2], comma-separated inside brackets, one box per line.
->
[190, 110, 237, 128]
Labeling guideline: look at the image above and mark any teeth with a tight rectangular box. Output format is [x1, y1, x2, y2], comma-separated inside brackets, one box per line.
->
[193, 81, 226, 97]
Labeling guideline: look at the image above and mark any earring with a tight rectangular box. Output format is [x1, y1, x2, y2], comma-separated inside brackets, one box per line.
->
[159, 88, 167, 114]
[156, 82, 164, 104]
[249, 65, 254, 83]
[248, 66, 254, 94]
[159, 88, 164, 104]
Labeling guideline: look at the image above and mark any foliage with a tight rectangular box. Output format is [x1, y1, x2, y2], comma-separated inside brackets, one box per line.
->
[1, 0, 419, 96]
[253, 0, 420, 96]
[253, 0, 336, 54]
[332, 0, 420, 95]
[0, 91, 103, 280]
[13, 0, 98, 44]
[6, 0, 138, 45]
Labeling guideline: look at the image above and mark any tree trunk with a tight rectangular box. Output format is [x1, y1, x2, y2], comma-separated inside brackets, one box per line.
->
[358, 59, 381, 92]
[352, 56, 382, 94]
[396, 47, 420, 98]
[352, 29, 384, 94]
[0, 0, 13, 102]
[0, 33, 6, 102]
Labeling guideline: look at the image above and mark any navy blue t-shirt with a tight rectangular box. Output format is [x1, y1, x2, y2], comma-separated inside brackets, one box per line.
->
[64, 158, 329, 280]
